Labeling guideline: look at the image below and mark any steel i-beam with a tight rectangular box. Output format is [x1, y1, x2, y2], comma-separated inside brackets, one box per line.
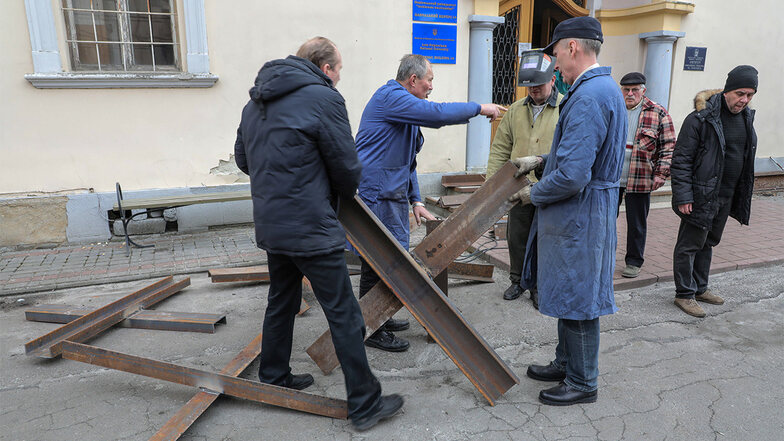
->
[25, 276, 190, 358]
[61, 341, 347, 420]
[150, 332, 263, 441]
[307, 162, 527, 404]
[25, 304, 226, 334]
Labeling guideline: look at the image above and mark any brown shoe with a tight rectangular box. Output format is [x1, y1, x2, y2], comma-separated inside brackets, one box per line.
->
[695, 289, 724, 305]
[674, 298, 706, 318]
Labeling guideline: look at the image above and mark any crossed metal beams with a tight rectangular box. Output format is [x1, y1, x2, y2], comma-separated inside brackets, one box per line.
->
[307, 162, 528, 404]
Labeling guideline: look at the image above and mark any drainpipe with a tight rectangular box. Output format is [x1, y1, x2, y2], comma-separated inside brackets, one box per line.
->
[465, 14, 504, 173]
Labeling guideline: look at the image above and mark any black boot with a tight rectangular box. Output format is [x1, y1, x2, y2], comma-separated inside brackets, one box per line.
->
[351, 394, 404, 431]
[381, 317, 410, 332]
[365, 330, 409, 352]
[503, 283, 524, 300]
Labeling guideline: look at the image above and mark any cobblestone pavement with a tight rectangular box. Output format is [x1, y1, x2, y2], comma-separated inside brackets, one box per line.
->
[2, 198, 783, 297]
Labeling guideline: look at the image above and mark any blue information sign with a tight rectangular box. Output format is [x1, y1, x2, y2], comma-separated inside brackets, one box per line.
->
[412, 23, 457, 64]
[413, 0, 457, 23]
[684, 46, 707, 71]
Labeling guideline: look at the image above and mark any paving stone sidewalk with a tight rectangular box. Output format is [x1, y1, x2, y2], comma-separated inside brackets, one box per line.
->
[0, 227, 265, 296]
[2, 198, 782, 297]
[477, 197, 784, 290]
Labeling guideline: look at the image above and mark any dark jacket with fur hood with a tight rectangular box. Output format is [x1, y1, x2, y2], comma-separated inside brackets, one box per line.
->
[670, 89, 757, 229]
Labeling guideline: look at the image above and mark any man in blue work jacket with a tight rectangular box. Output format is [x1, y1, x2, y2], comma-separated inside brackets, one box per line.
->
[510, 17, 626, 406]
[353, 54, 506, 352]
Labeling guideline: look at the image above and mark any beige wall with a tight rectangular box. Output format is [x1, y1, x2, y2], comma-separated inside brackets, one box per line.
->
[669, 0, 779, 157]
[1, 0, 476, 194]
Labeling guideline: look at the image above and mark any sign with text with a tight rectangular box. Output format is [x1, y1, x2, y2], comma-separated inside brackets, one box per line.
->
[413, 0, 457, 23]
[684, 46, 707, 71]
[413, 23, 457, 64]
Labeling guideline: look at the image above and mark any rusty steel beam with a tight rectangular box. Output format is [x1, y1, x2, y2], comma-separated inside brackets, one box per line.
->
[441, 173, 485, 188]
[150, 332, 264, 441]
[61, 341, 347, 420]
[208, 265, 360, 283]
[448, 262, 494, 283]
[438, 194, 471, 207]
[25, 276, 190, 358]
[25, 305, 226, 334]
[307, 162, 527, 403]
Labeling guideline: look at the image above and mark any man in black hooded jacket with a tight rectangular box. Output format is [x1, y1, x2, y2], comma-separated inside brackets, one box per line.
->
[670, 65, 758, 318]
[234, 37, 403, 431]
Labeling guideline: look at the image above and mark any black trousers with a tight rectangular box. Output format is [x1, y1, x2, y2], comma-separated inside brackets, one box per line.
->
[359, 257, 380, 298]
[259, 250, 381, 420]
[507, 203, 536, 285]
[672, 200, 732, 299]
[617, 189, 651, 267]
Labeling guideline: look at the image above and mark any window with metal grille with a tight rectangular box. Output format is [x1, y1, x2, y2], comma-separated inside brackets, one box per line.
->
[61, 0, 179, 72]
[492, 6, 520, 106]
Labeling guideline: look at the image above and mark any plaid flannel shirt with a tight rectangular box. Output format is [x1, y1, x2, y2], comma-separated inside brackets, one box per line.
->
[626, 96, 676, 193]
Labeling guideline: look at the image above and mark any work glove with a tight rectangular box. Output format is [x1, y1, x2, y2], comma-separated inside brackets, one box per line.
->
[508, 184, 532, 205]
[511, 156, 543, 178]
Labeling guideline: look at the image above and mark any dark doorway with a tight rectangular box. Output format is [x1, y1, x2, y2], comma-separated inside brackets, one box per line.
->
[532, 0, 570, 49]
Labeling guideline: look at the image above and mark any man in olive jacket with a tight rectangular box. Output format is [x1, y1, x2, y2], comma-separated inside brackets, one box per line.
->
[670, 65, 758, 318]
[234, 37, 403, 430]
[486, 50, 562, 306]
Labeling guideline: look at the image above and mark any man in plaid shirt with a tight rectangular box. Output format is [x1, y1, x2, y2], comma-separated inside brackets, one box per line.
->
[617, 72, 676, 278]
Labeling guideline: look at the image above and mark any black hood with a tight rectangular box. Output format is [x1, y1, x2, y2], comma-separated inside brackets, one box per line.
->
[249, 55, 333, 103]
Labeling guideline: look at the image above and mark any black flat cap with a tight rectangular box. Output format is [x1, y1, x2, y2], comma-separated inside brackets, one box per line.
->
[620, 72, 646, 85]
[543, 16, 603, 55]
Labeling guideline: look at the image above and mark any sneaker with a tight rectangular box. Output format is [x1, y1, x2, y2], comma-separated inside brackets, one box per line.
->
[674, 298, 706, 318]
[365, 330, 409, 352]
[621, 265, 641, 278]
[381, 317, 410, 332]
[351, 394, 404, 431]
[695, 289, 724, 305]
[503, 283, 524, 300]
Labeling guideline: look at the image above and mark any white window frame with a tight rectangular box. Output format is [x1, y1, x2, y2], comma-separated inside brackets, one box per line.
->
[24, 0, 218, 88]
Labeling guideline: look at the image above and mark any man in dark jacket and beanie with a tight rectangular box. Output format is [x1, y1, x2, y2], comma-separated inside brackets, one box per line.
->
[670, 65, 758, 318]
[234, 37, 403, 431]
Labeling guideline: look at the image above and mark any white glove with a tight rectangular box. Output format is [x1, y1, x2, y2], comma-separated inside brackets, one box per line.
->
[511, 156, 543, 178]
[508, 185, 532, 205]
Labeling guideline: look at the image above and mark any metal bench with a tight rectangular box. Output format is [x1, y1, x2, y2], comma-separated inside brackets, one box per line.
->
[113, 182, 251, 255]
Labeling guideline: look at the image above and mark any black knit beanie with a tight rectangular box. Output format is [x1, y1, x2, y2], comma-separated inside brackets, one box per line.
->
[723, 65, 758, 93]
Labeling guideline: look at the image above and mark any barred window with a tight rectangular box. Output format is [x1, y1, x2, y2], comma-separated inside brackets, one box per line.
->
[61, 0, 179, 72]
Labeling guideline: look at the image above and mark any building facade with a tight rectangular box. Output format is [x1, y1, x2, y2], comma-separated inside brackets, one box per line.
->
[1, 0, 781, 247]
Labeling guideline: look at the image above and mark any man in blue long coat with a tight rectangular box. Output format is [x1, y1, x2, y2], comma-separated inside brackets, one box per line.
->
[510, 17, 626, 406]
[354, 54, 505, 352]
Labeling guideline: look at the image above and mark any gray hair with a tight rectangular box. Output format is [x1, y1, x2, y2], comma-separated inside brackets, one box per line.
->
[574, 38, 601, 56]
[396, 54, 430, 82]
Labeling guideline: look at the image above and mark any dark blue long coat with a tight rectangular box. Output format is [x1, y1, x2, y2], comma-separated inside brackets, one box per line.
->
[525, 66, 627, 320]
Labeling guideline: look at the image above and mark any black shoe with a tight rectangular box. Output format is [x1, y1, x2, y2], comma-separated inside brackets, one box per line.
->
[382, 317, 410, 332]
[352, 394, 404, 431]
[283, 373, 314, 391]
[503, 283, 524, 300]
[526, 363, 566, 382]
[539, 382, 597, 406]
[530, 289, 539, 310]
[365, 330, 409, 352]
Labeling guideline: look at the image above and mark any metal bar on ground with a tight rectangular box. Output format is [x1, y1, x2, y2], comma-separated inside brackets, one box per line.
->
[448, 262, 494, 282]
[438, 194, 471, 207]
[307, 162, 527, 404]
[61, 341, 347, 419]
[25, 305, 226, 334]
[25, 276, 191, 358]
[150, 332, 264, 441]
[441, 174, 485, 188]
[208, 265, 361, 283]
